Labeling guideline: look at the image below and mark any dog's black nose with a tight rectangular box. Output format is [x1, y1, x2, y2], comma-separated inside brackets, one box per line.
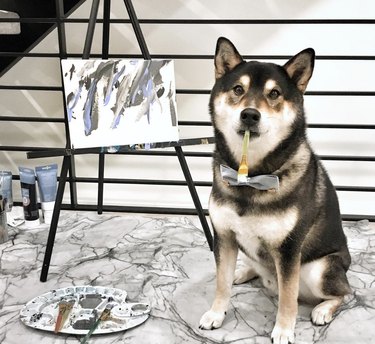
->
[240, 108, 261, 127]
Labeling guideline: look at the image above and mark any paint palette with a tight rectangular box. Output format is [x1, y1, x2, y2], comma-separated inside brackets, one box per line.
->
[20, 286, 150, 335]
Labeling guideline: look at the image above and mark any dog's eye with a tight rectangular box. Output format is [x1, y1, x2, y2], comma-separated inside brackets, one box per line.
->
[233, 85, 244, 96]
[268, 89, 281, 100]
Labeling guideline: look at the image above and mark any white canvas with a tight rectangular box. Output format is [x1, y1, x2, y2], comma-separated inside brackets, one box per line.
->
[61, 59, 179, 149]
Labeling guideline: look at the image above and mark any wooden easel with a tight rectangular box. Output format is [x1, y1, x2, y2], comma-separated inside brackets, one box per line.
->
[27, 0, 213, 282]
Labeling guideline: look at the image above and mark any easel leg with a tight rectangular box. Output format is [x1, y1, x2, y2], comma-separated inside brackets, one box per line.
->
[68, 155, 78, 208]
[175, 146, 213, 251]
[97, 0, 110, 215]
[97, 153, 105, 214]
[40, 155, 70, 282]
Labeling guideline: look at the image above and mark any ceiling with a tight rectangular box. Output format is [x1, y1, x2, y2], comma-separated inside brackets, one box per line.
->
[0, 0, 84, 76]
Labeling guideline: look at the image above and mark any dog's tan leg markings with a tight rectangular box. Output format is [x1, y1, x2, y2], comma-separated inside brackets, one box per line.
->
[311, 297, 343, 326]
[199, 231, 238, 330]
[271, 254, 301, 344]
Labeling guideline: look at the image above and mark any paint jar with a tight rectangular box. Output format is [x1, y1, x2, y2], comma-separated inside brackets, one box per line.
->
[0, 171, 13, 212]
[19, 167, 40, 228]
[0, 196, 8, 244]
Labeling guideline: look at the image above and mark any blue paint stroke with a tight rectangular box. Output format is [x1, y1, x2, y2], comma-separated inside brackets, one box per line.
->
[66, 80, 83, 121]
[167, 82, 177, 126]
[82, 80, 98, 136]
[134, 82, 161, 125]
[79, 60, 116, 136]
[130, 61, 169, 123]
[110, 74, 132, 129]
[143, 77, 153, 123]
[103, 64, 125, 106]
[111, 113, 122, 129]
[127, 61, 151, 108]
[110, 60, 153, 128]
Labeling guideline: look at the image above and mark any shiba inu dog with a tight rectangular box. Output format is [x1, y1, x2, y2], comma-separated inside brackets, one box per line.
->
[199, 37, 351, 344]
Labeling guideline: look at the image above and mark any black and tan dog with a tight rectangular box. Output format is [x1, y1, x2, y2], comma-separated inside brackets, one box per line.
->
[199, 37, 351, 344]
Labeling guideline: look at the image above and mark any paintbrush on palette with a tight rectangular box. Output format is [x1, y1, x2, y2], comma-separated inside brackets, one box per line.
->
[54, 300, 74, 334]
[80, 304, 113, 344]
[237, 130, 250, 183]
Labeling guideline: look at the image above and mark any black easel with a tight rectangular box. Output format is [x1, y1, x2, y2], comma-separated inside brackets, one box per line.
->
[28, 0, 213, 282]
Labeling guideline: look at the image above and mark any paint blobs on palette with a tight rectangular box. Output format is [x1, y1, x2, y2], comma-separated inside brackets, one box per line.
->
[30, 313, 43, 322]
[78, 294, 105, 309]
[29, 312, 54, 328]
[72, 312, 97, 331]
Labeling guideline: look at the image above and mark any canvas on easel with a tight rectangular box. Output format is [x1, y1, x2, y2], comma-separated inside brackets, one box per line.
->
[61, 59, 179, 149]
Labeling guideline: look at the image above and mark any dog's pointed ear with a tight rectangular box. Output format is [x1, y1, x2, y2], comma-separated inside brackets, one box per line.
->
[284, 48, 315, 93]
[215, 37, 243, 79]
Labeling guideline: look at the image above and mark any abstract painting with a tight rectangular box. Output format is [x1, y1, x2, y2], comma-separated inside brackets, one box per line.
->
[61, 59, 179, 149]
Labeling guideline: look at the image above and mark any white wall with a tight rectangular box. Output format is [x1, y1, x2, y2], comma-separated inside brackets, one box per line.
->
[1, 0, 374, 217]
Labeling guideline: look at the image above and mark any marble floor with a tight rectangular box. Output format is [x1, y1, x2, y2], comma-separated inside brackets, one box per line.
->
[0, 209, 374, 343]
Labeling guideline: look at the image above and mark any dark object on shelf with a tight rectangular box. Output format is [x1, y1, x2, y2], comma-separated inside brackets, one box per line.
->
[0, 0, 83, 76]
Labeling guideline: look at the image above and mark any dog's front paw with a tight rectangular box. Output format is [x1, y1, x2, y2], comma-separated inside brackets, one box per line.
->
[271, 324, 295, 344]
[199, 310, 226, 330]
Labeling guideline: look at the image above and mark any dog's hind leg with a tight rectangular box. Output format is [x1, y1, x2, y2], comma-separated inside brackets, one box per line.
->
[233, 252, 257, 285]
[300, 254, 351, 326]
[233, 266, 257, 285]
[199, 229, 238, 330]
[311, 297, 344, 325]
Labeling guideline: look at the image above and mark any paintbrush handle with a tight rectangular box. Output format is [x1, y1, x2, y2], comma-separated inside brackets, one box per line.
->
[237, 130, 250, 182]
[80, 307, 111, 344]
[80, 319, 101, 344]
[241, 130, 250, 155]
[81, 319, 101, 344]
[238, 130, 250, 177]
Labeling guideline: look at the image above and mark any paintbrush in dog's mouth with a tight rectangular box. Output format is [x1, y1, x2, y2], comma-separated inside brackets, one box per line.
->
[237, 130, 250, 183]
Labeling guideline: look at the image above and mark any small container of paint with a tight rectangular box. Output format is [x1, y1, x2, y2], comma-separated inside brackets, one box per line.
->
[0, 171, 13, 212]
[0, 195, 9, 244]
[19, 166, 40, 228]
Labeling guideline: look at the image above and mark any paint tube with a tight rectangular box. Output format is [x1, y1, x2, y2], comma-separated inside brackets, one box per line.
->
[0, 171, 13, 212]
[35, 164, 57, 225]
[19, 167, 40, 227]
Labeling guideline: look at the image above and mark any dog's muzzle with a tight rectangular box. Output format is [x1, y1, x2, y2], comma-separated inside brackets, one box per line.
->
[240, 108, 261, 128]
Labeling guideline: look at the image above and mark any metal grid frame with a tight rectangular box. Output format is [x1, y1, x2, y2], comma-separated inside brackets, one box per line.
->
[0, 0, 374, 223]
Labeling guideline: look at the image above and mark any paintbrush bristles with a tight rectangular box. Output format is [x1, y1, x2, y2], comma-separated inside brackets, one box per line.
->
[237, 156, 249, 183]
[237, 130, 250, 183]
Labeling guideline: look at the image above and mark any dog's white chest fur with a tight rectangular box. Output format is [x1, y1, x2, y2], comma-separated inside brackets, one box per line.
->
[210, 198, 299, 294]
[209, 198, 299, 252]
